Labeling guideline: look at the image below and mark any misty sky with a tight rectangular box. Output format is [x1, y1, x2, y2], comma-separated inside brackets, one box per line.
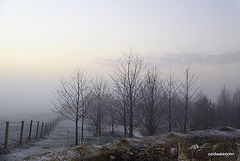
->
[1, 0, 240, 116]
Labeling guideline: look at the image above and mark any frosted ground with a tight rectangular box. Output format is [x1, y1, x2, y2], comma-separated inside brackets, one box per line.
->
[0, 119, 74, 160]
[0, 119, 122, 161]
[0, 112, 58, 150]
[22, 126, 240, 160]
[2, 115, 240, 160]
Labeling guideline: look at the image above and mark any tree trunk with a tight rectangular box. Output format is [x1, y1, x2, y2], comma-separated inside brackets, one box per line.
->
[95, 108, 99, 136]
[81, 117, 84, 140]
[149, 108, 154, 135]
[184, 106, 187, 132]
[168, 82, 172, 132]
[129, 88, 133, 138]
[96, 123, 99, 136]
[75, 119, 78, 146]
[111, 116, 115, 134]
[123, 100, 127, 137]
[184, 71, 189, 133]
[149, 93, 154, 135]
[99, 106, 102, 136]
[168, 102, 172, 132]
[184, 95, 188, 132]
[129, 103, 133, 138]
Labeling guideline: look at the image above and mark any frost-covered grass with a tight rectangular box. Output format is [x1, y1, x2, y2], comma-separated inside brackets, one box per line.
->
[23, 127, 240, 161]
[2, 119, 240, 160]
[0, 121, 40, 150]
[0, 112, 58, 150]
[0, 119, 123, 161]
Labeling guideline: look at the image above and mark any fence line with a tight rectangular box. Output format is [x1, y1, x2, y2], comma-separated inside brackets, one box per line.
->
[0, 116, 63, 154]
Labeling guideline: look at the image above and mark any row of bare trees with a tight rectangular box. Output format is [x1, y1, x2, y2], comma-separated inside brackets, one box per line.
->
[52, 51, 239, 146]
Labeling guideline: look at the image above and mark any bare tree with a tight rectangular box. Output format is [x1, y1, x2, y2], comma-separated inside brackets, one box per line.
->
[178, 65, 202, 132]
[111, 51, 144, 137]
[139, 65, 164, 135]
[52, 68, 91, 145]
[87, 77, 109, 136]
[164, 70, 178, 132]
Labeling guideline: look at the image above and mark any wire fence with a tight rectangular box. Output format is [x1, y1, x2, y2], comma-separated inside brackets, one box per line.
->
[0, 116, 62, 154]
[0, 121, 5, 150]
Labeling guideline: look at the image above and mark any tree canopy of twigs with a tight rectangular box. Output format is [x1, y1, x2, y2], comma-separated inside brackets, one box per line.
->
[52, 68, 91, 145]
[111, 51, 145, 138]
[177, 65, 202, 132]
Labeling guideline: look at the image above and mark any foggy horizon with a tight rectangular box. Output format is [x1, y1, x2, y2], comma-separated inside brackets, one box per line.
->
[1, 0, 240, 117]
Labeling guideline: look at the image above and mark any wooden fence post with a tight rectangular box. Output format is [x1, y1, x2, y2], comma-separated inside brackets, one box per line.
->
[28, 120, 33, 140]
[46, 123, 48, 134]
[47, 123, 50, 134]
[36, 121, 39, 139]
[44, 123, 47, 136]
[20, 121, 24, 145]
[40, 122, 44, 138]
[4, 121, 9, 151]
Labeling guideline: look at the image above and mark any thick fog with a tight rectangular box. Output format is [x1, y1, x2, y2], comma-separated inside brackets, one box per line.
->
[1, 53, 240, 119]
[1, 0, 240, 118]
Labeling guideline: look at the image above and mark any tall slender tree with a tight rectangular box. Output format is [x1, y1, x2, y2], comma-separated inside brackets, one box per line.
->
[111, 51, 144, 137]
[178, 65, 202, 132]
[52, 68, 91, 145]
[139, 65, 164, 135]
[164, 70, 178, 132]
[87, 77, 109, 136]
